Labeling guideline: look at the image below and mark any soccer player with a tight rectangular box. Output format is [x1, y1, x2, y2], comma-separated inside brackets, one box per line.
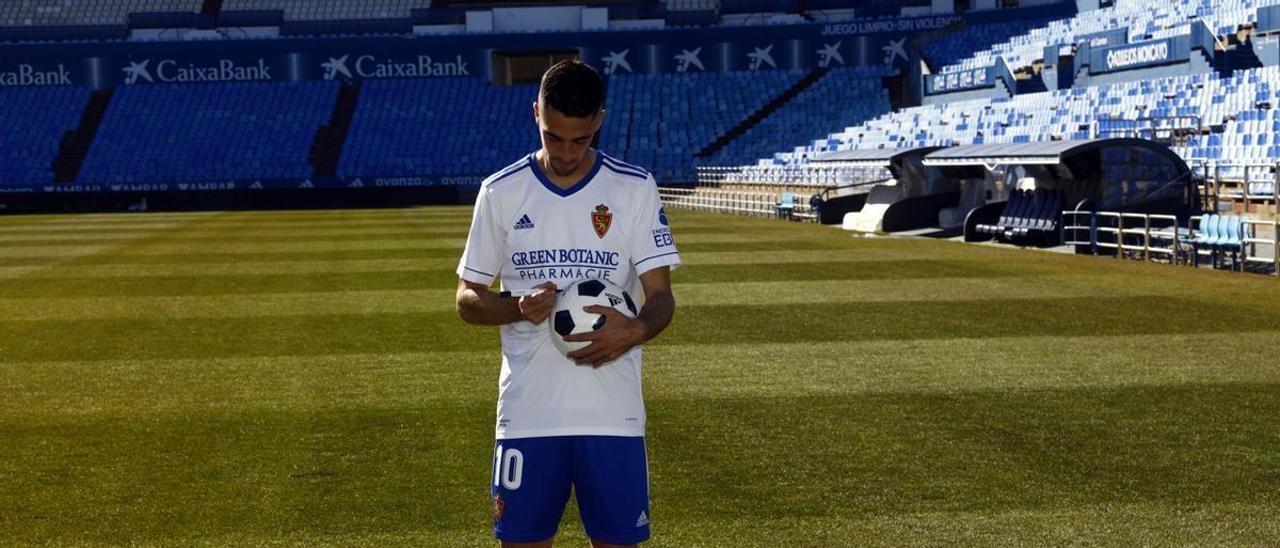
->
[454, 60, 680, 548]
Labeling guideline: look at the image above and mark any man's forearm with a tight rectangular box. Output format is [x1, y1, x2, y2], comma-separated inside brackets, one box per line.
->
[457, 285, 522, 325]
[635, 290, 675, 344]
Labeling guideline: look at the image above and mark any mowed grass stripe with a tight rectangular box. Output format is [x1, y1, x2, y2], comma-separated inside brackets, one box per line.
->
[0, 222, 192, 235]
[181, 218, 471, 231]
[1, 258, 452, 279]
[0, 259, 1011, 297]
[88, 238, 466, 255]
[642, 503, 1280, 547]
[43, 239, 859, 267]
[7, 332, 1278, 420]
[0, 225, 455, 239]
[1, 400, 494, 544]
[0, 271, 447, 298]
[645, 331, 1280, 398]
[0, 276, 1163, 321]
[647, 383, 1280, 519]
[6, 250, 940, 280]
[63, 247, 466, 265]
[665, 296, 1280, 345]
[1, 350, 495, 417]
[0, 231, 469, 248]
[0, 296, 1270, 363]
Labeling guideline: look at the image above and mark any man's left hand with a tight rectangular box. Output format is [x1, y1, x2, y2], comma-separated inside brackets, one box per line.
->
[563, 306, 648, 368]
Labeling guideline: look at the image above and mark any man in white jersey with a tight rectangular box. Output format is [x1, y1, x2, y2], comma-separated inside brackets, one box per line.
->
[455, 60, 679, 548]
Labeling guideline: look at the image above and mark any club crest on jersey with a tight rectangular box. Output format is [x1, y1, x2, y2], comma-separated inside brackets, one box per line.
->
[591, 204, 612, 238]
[493, 493, 505, 522]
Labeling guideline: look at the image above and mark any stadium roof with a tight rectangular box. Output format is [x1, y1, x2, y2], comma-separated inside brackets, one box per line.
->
[810, 146, 943, 167]
[921, 139, 1184, 167]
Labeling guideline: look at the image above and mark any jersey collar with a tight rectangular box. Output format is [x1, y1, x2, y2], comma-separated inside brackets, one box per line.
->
[530, 151, 604, 198]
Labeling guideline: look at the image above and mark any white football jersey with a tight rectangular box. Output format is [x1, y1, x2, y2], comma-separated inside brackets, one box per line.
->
[457, 151, 681, 440]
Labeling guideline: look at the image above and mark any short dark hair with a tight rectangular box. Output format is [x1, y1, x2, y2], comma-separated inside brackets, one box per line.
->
[539, 59, 605, 118]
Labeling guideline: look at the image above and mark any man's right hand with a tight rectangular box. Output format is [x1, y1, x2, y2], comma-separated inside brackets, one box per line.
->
[517, 281, 558, 324]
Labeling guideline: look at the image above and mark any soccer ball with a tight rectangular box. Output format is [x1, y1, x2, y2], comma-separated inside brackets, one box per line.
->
[550, 278, 638, 356]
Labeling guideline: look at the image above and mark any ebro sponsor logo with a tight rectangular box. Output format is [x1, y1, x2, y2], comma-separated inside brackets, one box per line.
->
[1106, 42, 1169, 70]
[355, 55, 469, 78]
[0, 64, 72, 86]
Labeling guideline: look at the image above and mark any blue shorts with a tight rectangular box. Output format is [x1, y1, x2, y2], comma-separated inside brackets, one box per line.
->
[491, 436, 650, 544]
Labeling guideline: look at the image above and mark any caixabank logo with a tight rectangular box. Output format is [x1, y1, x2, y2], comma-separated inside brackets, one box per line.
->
[0, 63, 73, 86]
[121, 58, 273, 85]
[321, 54, 469, 81]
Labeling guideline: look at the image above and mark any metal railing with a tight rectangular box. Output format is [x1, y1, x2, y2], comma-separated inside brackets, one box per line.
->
[1099, 212, 1181, 262]
[1058, 210, 1278, 274]
[1242, 219, 1280, 275]
[1061, 209, 1094, 248]
[658, 187, 816, 221]
[1097, 114, 1202, 145]
[695, 164, 892, 189]
[1192, 161, 1280, 213]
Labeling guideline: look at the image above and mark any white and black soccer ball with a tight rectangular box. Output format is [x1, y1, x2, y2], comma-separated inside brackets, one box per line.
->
[550, 278, 638, 356]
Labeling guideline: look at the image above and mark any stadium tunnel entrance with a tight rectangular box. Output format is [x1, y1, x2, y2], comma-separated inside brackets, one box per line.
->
[919, 138, 1195, 246]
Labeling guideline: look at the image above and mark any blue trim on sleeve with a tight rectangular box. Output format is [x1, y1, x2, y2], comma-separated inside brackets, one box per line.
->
[487, 161, 530, 187]
[634, 251, 680, 267]
[601, 153, 651, 176]
[602, 160, 649, 180]
[464, 266, 495, 278]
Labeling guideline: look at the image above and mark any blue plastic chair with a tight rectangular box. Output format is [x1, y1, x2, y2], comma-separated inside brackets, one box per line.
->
[1197, 214, 1219, 247]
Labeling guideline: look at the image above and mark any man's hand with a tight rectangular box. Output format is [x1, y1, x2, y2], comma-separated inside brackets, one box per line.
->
[518, 281, 558, 324]
[563, 306, 648, 367]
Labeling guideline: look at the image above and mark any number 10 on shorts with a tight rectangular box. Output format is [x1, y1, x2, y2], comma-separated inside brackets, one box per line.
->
[493, 445, 524, 490]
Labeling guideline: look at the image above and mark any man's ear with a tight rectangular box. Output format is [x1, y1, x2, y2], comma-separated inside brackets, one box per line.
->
[594, 109, 606, 132]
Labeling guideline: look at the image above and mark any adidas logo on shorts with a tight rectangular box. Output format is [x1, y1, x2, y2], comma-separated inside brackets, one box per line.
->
[514, 214, 535, 230]
[636, 510, 649, 527]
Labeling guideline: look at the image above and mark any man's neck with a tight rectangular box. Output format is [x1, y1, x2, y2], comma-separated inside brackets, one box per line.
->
[538, 149, 596, 190]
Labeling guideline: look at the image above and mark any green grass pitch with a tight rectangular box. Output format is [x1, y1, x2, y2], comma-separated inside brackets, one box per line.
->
[1, 207, 1278, 546]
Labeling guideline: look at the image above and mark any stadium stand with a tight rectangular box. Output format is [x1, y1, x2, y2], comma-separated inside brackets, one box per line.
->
[339, 79, 539, 179]
[600, 70, 808, 183]
[0, 86, 91, 186]
[219, 0, 428, 21]
[664, 0, 720, 12]
[706, 65, 894, 168]
[756, 65, 1280, 175]
[0, 1, 201, 27]
[79, 81, 338, 184]
[921, 19, 1055, 72]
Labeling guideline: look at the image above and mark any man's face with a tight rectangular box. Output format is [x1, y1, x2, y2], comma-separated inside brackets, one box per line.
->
[534, 100, 604, 177]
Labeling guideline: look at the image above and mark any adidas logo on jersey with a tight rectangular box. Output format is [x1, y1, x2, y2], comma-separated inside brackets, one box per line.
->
[514, 214, 535, 230]
[636, 510, 649, 527]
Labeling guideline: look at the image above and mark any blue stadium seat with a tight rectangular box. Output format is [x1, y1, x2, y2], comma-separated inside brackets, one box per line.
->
[80, 82, 337, 184]
[0, 87, 90, 186]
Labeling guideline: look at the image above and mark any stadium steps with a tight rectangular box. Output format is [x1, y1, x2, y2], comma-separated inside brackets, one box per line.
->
[309, 81, 362, 178]
[52, 89, 114, 184]
[695, 69, 828, 159]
